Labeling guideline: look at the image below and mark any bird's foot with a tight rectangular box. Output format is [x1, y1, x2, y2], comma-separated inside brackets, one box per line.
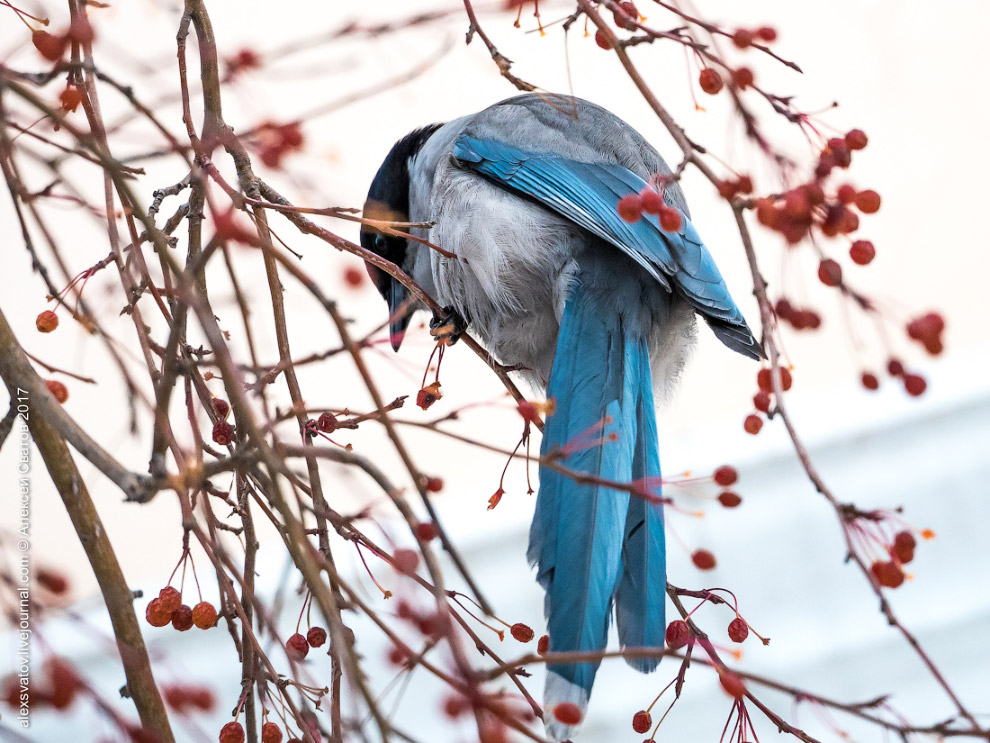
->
[430, 305, 467, 346]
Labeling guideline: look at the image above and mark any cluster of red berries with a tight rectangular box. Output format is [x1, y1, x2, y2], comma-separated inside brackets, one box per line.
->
[743, 365, 793, 434]
[906, 312, 946, 356]
[145, 587, 218, 631]
[2, 658, 81, 711]
[30, 17, 94, 62]
[163, 683, 216, 714]
[255, 121, 305, 169]
[774, 297, 821, 332]
[731, 26, 778, 48]
[871, 530, 920, 588]
[285, 625, 327, 661]
[616, 187, 683, 232]
[593, 1, 640, 48]
[862, 358, 927, 397]
[416, 381, 442, 410]
[219, 721, 301, 743]
[713, 465, 743, 508]
[755, 132, 873, 246]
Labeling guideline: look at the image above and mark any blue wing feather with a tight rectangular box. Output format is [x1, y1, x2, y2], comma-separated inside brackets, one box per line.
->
[454, 134, 762, 359]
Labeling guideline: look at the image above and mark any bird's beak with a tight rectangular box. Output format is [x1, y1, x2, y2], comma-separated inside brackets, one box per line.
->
[387, 280, 412, 351]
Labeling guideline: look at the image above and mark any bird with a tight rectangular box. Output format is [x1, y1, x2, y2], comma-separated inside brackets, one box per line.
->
[360, 93, 761, 740]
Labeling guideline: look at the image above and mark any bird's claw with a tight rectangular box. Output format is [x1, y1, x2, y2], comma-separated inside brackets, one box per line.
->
[430, 305, 467, 346]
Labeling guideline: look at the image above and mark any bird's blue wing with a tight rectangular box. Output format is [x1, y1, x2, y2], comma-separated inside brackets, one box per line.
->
[454, 134, 761, 359]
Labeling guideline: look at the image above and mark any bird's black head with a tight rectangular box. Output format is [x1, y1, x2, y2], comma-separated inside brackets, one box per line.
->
[361, 124, 443, 351]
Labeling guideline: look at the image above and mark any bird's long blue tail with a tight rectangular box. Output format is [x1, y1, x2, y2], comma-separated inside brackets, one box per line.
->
[528, 281, 666, 739]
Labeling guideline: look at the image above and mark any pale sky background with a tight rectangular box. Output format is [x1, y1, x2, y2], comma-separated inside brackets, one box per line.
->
[1, 1, 989, 741]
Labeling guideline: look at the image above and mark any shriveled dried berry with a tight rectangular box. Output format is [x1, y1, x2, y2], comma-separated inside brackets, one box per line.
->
[537, 634, 550, 654]
[845, 129, 868, 150]
[594, 29, 611, 50]
[159, 586, 182, 615]
[261, 722, 283, 743]
[317, 412, 338, 432]
[192, 601, 218, 629]
[219, 722, 245, 743]
[212, 421, 234, 446]
[732, 67, 754, 89]
[171, 604, 194, 631]
[511, 623, 535, 643]
[146, 598, 172, 627]
[36, 310, 59, 333]
[632, 710, 652, 734]
[728, 617, 749, 643]
[46, 379, 68, 404]
[307, 626, 328, 647]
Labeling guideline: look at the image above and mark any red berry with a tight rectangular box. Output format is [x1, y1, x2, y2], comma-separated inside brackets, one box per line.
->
[699, 68, 724, 95]
[159, 586, 182, 615]
[537, 634, 550, 654]
[658, 207, 683, 232]
[849, 240, 876, 265]
[719, 672, 746, 699]
[192, 601, 218, 629]
[307, 626, 328, 647]
[732, 29, 754, 48]
[510, 623, 535, 642]
[286, 633, 309, 660]
[743, 414, 763, 435]
[393, 548, 419, 575]
[855, 189, 881, 214]
[145, 598, 172, 627]
[774, 298, 795, 319]
[727, 617, 749, 643]
[387, 645, 409, 666]
[817, 259, 842, 287]
[692, 549, 716, 570]
[212, 420, 234, 445]
[640, 189, 664, 215]
[343, 266, 365, 289]
[443, 694, 468, 718]
[416, 521, 439, 541]
[732, 67, 754, 89]
[713, 465, 738, 487]
[632, 710, 652, 734]
[718, 490, 742, 508]
[424, 477, 443, 493]
[904, 373, 927, 397]
[861, 372, 879, 391]
[46, 379, 68, 404]
[36, 310, 59, 333]
[553, 702, 583, 725]
[871, 560, 904, 588]
[37, 568, 69, 595]
[416, 382, 442, 410]
[617, 195, 643, 223]
[219, 722, 245, 743]
[887, 359, 905, 377]
[756, 26, 777, 42]
[665, 619, 690, 649]
[594, 29, 611, 50]
[845, 129, 868, 150]
[894, 531, 917, 552]
[212, 398, 230, 419]
[317, 412, 337, 432]
[736, 175, 754, 194]
[753, 389, 771, 413]
[67, 16, 94, 45]
[59, 86, 84, 112]
[172, 605, 194, 631]
[262, 722, 283, 743]
[836, 184, 857, 204]
[755, 366, 792, 392]
[32, 30, 69, 61]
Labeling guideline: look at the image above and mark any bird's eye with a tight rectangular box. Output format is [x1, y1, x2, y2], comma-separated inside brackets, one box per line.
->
[374, 234, 387, 251]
